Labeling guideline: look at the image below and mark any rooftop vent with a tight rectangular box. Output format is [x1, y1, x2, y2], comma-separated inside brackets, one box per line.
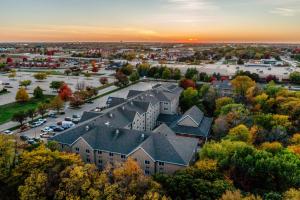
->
[85, 125, 89, 131]
[141, 133, 145, 139]
[109, 113, 113, 118]
[122, 106, 125, 110]
[130, 101, 134, 105]
[105, 121, 110, 126]
[115, 129, 120, 134]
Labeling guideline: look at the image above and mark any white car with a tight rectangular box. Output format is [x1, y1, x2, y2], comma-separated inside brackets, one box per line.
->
[40, 133, 52, 138]
[38, 118, 47, 124]
[41, 127, 53, 133]
[3, 130, 13, 135]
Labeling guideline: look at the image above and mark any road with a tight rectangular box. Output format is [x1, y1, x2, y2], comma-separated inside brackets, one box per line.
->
[16, 81, 158, 139]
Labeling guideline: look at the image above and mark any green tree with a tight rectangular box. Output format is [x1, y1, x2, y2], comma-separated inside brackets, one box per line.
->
[185, 68, 198, 79]
[26, 108, 36, 122]
[289, 71, 300, 84]
[226, 124, 252, 143]
[162, 68, 171, 79]
[180, 87, 200, 112]
[12, 111, 27, 126]
[33, 86, 44, 99]
[50, 81, 64, 92]
[15, 88, 29, 102]
[215, 97, 234, 115]
[0, 134, 16, 182]
[19, 80, 31, 89]
[173, 68, 181, 80]
[129, 71, 140, 82]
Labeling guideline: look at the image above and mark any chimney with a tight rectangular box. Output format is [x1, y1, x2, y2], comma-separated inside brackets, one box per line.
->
[122, 106, 125, 110]
[141, 133, 145, 139]
[85, 125, 89, 131]
[115, 129, 120, 134]
[109, 113, 113, 118]
[105, 121, 110, 126]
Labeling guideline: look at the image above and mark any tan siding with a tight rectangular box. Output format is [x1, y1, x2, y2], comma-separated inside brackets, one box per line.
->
[129, 148, 155, 175]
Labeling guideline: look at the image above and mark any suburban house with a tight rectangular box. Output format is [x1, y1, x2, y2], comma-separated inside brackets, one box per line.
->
[211, 79, 233, 97]
[51, 83, 212, 174]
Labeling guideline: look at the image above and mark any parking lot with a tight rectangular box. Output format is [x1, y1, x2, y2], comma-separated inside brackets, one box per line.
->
[0, 69, 116, 106]
[15, 81, 159, 141]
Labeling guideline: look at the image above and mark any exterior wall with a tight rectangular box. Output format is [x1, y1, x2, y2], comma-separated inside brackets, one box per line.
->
[156, 162, 185, 174]
[146, 103, 160, 131]
[59, 144, 72, 152]
[94, 150, 126, 169]
[132, 113, 144, 131]
[129, 148, 155, 175]
[72, 138, 95, 164]
[160, 101, 172, 114]
[177, 116, 198, 127]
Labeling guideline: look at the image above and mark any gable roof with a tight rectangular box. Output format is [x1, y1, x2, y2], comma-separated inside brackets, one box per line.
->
[153, 123, 176, 137]
[177, 106, 204, 126]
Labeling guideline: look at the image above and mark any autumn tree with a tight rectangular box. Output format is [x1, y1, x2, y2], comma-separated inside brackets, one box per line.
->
[129, 71, 140, 82]
[8, 71, 16, 79]
[69, 94, 84, 108]
[58, 84, 72, 101]
[18, 170, 47, 200]
[162, 68, 171, 79]
[226, 124, 252, 143]
[231, 76, 256, 99]
[180, 87, 200, 112]
[50, 96, 64, 113]
[26, 108, 37, 122]
[55, 164, 107, 200]
[115, 71, 129, 87]
[179, 79, 196, 89]
[15, 88, 29, 102]
[215, 97, 234, 115]
[37, 103, 48, 118]
[33, 73, 47, 81]
[99, 77, 108, 85]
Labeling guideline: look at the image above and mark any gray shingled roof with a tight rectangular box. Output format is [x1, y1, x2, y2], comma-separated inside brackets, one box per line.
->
[178, 106, 204, 126]
[127, 90, 142, 99]
[157, 114, 182, 126]
[80, 111, 102, 123]
[52, 125, 198, 166]
[106, 97, 126, 108]
[153, 123, 176, 137]
[170, 116, 213, 138]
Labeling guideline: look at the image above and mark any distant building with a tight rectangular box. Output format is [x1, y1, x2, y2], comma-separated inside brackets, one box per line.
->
[211, 79, 233, 97]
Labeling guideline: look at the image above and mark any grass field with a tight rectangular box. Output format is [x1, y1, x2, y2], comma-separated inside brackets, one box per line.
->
[0, 96, 54, 125]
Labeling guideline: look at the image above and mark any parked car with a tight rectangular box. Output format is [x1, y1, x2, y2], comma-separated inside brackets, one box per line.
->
[27, 139, 37, 145]
[41, 127, 54, 133]
[49, 113, 57, 118]
[72, 114, 81, 124]
[30, 121, 43, 128]
[53, 126, 64, 132]
[64, 117, 72, 122]
[3, 130, 13, 135]
[38, 118, 47, 124]
[61, 121, 75, 129]
[20, 135, 30, 141]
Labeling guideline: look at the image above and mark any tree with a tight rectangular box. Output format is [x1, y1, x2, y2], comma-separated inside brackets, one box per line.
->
[180, 87, 199, 112]
[19, 80, 31, 89]
[129, 71, 140, 82]
[185, 68, 198, 79]
[33, 86, 44, 99]
[18, 170, 47, 200]
[227, 124, 252, 143]
[231, 76, 256, 98]
[69, 94, 84, 108]
[26, 108, 36, 122]
[215, 97, 234, 115]
[55, 164, 106, 200]
[37, 103, 48, 118]
[15, 88, 29, 103]
[137, 63, 150, 76]
[120, 64, 134, 76]
[12, 111, 27, 126]
[64, 69, 72, 76]
[115, 71, 129, 87]
[50, 96, 64, 113]
[173, 68, 181, 80]
[58, 84, 72, 102]
[289, 71, 300, 84]
[220, 190, 262, 200]
[260, 142, 283, 154]
[179, 79, 196, 89]
[99, 77, 108, 85]
[162, 68, 171, 79]
[8, 71, 16, 79]
[33, 73, 47, 81]
[50, 81, 64, 92]
[283, 188, 300, 200]
[237, 58, 244, 65]
[0, 134, 16, 182]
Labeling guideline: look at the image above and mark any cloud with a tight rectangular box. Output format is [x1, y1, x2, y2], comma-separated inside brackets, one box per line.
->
[166, 0, 219, 11]
[270, 8, 297, 16]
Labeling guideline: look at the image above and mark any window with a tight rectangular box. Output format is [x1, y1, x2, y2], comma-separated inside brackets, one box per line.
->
[159, 167, 164, 171]
[145, 160, 150, 165]
[86, 149, 90, 153]
[75, 147, 79, 152]
[98, 160, 102, 164]
[164, 108, 168, 111]
[86, 158, 90, 162]
[98, 150, 102, 154]
[109, 152, 114, 157]
[121, 155, 126, 159]
[145, 170, 150, 175]
[159, 162, 164, 166]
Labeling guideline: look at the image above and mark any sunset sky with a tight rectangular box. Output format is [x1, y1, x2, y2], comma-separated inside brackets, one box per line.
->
[0, 0, 299, 43]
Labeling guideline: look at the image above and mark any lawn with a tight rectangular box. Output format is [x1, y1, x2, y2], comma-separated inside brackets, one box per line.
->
[0, 96, 54, 125]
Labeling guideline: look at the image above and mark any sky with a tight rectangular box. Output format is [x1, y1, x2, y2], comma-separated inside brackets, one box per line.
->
[0, 0, 299, 43]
